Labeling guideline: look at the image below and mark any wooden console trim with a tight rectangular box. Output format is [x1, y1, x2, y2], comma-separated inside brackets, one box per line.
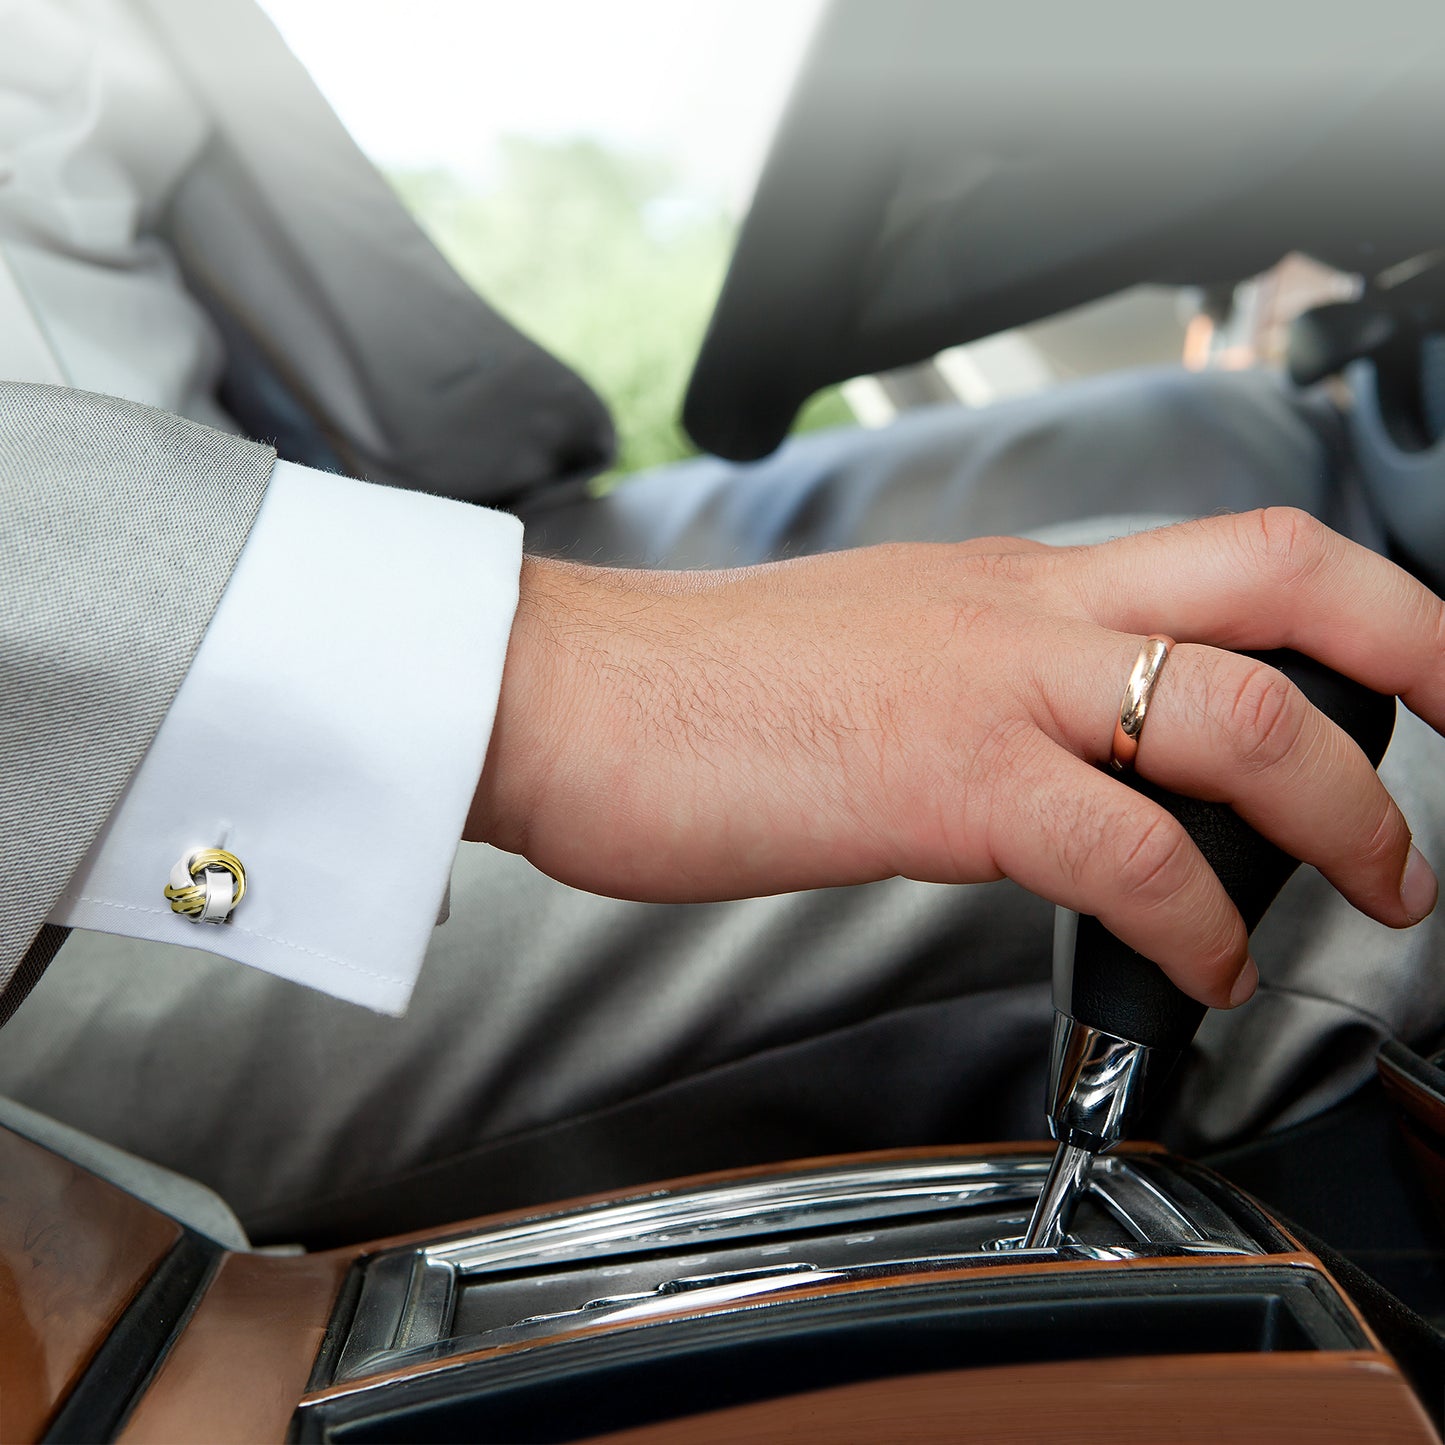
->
[575, 1353, 1443, 1445]
[118, 1248, 347, 1445]
[0, 1127, 180, 1443]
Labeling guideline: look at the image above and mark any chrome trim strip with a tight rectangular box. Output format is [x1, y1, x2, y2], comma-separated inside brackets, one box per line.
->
[1090, 1157, 1204, 1243]
[427, 1159, 1052, 1273]
[427, 1154, 1221, 1274]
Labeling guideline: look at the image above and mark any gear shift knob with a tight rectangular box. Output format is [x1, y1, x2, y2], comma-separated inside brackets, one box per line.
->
[1025, 650, 1396, 1246]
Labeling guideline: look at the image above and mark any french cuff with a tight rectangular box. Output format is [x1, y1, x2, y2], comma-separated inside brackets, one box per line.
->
[47, 459, 524, 1015]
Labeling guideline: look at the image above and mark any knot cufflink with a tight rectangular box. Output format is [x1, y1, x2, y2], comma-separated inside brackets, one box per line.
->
[165, 848, 246, 925]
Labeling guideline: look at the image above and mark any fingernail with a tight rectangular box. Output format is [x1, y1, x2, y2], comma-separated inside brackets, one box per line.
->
[1228, 957, 1259, 1008]
[1402, 845, 1439, 923]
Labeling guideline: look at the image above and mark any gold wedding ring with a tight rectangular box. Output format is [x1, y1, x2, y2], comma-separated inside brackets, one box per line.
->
[1110, 634, 1175, 772]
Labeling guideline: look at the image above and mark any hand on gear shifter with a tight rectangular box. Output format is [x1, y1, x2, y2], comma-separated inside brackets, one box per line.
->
[1024, 651, 1398, 1248]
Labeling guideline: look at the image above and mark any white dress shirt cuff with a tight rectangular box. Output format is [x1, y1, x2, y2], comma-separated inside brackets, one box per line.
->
[48, 458, 524, 1014]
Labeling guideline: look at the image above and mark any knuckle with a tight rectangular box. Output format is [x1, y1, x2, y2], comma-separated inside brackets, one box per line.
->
[1244, 506, 1331, 585]
[1113, 812, 1191, 905]
[1224, 662, 1306, 773]
[1195, 929, 1250, 995]
[1052, 793, 1108, 895]
[960, 544, 1047, 590]
[977, 551, 1037, 586]
[1358, 801, 1410, 877]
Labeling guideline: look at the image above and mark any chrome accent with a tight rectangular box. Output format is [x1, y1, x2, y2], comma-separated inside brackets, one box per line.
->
[1043, 1012, 1171, 1152]
[326, 1152, 1266, 1384]
[1030, 1008, 1184, 1247]
[1091, 1156, 1205, 1244]
[426, 1158, 1051, 1274]
[1021, 1141, 1093, 1249]
[507, 1264, 837, 1333]
[983, 1237, 1239, 1258]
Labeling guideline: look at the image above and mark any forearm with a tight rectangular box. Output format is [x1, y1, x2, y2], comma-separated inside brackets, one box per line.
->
[467, 553, 908, 900]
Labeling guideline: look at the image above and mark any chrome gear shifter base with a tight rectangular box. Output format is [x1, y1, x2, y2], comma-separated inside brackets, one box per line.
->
[1043, 1012, 1173, 1152]
[1022, 1011, 1181, 1249]
[1021, 1141, 1093, 1248]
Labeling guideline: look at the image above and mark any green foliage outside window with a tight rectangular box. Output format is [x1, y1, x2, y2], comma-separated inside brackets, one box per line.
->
[389, 137, 853, 487]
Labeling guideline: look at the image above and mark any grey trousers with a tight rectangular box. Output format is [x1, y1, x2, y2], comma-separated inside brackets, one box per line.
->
[6, 366, 1443, 1242]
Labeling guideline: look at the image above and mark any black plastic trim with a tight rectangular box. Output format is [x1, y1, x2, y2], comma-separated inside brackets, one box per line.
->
[1152, 1154, 1297, 1256]
[306, 1254, 368, 1394]
[42, 1230, 220, 1444]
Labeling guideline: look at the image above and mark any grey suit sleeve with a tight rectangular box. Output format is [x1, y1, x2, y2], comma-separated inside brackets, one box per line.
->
[0, 381, 275, 1023]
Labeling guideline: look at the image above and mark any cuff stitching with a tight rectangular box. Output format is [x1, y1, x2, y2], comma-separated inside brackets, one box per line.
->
[72, 894, 408, 986]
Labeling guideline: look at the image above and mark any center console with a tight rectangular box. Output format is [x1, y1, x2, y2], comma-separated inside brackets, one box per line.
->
[0, 1114, 1418, 1443]
[284, 1146, 1429, 1443]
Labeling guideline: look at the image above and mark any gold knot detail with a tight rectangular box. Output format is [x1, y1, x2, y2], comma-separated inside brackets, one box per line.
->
[164, 848, 246, 925]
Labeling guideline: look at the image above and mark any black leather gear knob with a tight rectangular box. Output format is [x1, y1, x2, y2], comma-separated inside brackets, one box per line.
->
[1059, 650, 1398, 1050]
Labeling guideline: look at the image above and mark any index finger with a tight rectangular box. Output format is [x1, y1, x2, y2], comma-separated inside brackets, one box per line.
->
[1063, 508, 1445, 727]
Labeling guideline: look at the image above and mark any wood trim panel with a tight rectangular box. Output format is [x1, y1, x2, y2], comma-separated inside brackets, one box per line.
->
[576, 1353, 1442, 1445]
[119, 1249, 347, 1445]
[0, 1128, 180, 1442]
[1379, 1044, 1445, 1140]
[1377, 1045, 1445, 1233]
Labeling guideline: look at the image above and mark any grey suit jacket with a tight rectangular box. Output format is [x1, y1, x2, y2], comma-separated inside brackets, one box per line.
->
[0, 382, 275, 1023]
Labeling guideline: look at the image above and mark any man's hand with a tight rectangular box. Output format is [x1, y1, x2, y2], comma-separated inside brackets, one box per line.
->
[467, 508, 1445, 1011]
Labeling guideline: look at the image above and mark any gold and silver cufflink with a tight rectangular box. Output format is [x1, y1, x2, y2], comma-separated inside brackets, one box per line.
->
[164, 848, 246, 926]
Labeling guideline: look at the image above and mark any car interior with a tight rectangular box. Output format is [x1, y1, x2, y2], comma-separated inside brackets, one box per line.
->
[8, 1, 1445, 1440]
